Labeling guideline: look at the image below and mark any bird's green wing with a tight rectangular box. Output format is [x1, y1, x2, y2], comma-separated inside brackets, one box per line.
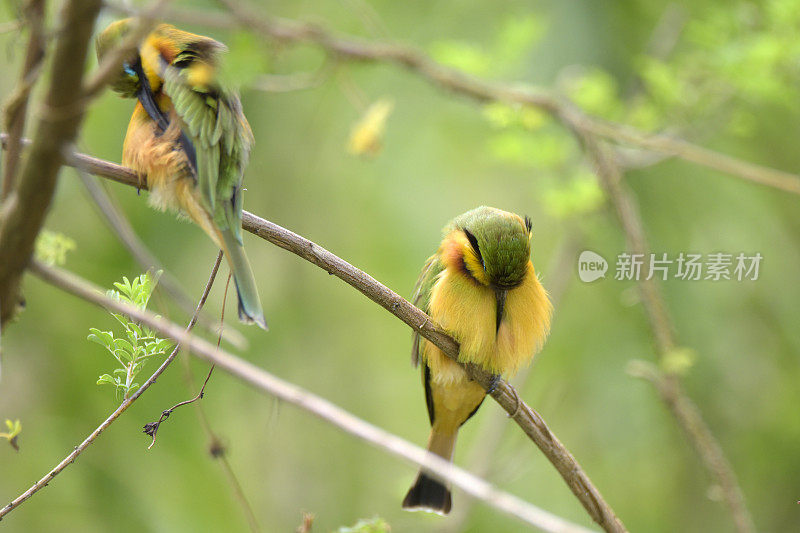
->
[411, 254, 444, 367]
[161, 56, 253, 242]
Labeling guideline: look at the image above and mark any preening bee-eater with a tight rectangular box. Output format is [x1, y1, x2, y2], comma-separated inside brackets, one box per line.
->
[96, 19, 266, 328]
[402, 206, 552, 514]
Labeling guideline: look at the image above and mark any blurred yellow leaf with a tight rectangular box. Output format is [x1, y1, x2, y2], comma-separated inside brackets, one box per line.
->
[348, 99, 395, 157]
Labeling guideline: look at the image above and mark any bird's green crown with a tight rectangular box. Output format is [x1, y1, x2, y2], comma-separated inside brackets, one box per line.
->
[447, 206, 532, 288]
[95, 19, 141, 98]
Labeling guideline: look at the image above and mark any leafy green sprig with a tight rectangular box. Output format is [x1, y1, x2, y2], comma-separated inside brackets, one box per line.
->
[88, 272, 173, 400]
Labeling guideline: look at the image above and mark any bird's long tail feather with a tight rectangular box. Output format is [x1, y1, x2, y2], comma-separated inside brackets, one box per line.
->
[220, 228, 267, 329]
[402, 429, 455, 514]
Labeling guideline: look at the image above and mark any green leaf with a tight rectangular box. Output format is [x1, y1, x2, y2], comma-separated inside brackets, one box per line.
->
[113, 338, 135, 355]
[430, 40, 491, 76]
[128, 323, 143, 338]
[97, 374, 116, 386]
[565, 68, 622, 118]
[493, 14, 546, 69]
[0, 419, 22, 450]
[87, 328, 114, 349]
[154, 338, 174, 354]
[482, 103, 550, 131]
[487, 131, 572, 169]
[542, 169, 605, 218]
[114, 348, 134, 363]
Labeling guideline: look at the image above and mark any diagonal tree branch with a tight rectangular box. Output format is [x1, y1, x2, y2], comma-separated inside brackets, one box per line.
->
[0, 0, 103, 326]
[0, 253, 222, 520]
[27, 260, 597, 533]
[0, 142, 626, 532]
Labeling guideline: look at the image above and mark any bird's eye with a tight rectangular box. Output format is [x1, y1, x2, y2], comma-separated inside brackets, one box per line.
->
[172, 50, 199, 69]
[524, 215, 532, 233]
[463, 229, 484, 269]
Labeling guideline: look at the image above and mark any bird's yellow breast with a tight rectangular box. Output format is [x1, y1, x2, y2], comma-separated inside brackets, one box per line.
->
[122, 100, 187, 205]
[423, 262, 551, 385]
[121, 102, 223, 250]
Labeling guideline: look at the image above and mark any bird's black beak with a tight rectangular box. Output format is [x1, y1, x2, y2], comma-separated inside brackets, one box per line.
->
[495, 288, 508, 332]
[131, 57, 198, 176]
[132, 58, 170, 132]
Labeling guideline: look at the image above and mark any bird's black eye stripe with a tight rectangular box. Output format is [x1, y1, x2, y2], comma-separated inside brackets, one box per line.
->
[463, 229, 484, 268]
[524, 215, 532, 233]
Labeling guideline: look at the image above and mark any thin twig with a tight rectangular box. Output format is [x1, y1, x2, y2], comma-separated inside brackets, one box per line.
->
[577, 131, 755, 533]
[1, 0, 46, 200]
[6, 147, 625, 532]
[155, 270, 262, 533]
[171, 282, 261, 533]
[144, 272, 231, 448]
[29, 261, 598, 533]
[142, 364, 214, 447]
[0, 253, 222, 520]
[180, 354, 263, 533]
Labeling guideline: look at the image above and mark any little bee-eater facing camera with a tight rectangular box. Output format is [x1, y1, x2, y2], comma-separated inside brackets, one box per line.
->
[403, 206, 552, 514]
[96, 19, 266, 328]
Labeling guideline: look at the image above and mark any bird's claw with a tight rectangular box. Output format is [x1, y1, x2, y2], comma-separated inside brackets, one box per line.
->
[487, 373, 501, 394]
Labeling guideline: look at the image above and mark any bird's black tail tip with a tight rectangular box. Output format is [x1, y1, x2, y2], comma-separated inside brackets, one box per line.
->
[402, 473, 451, 515]
[234, 284, 268, 330]
[237, 301, 268, 330]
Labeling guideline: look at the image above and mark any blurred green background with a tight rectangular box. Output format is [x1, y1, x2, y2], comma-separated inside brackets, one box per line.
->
[1, 0, 799, 531]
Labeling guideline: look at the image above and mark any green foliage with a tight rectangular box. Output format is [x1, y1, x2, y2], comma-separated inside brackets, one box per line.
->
[337, 516, 391, 533]
[564, 68, 623, 119]
[483, 102, 550, 131]
[542, 169, 604, 219]
[34, 230, 76, 266]
[0, 419, 21, 451]
[561, 0, 800, 138]
[429, 40, 491, 76]
[5, 2, 800, 532]
[493, 15, 546, 69]
[88, 272, 173, 401]
[430, 14, 546, 76]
